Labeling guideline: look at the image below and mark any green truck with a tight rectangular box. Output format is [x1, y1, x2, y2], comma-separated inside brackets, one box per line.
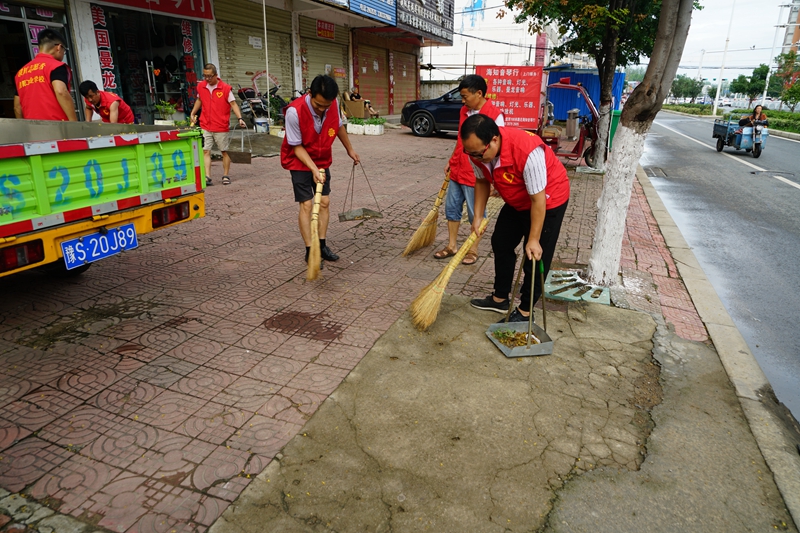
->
[0, 119, 205, 277]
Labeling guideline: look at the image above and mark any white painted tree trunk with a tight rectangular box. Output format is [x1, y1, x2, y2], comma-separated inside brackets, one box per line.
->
[585, 123, 648, 286]
[591, 102, 612, 169]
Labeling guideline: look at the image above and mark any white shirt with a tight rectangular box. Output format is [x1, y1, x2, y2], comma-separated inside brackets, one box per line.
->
[472, 145, 548, 196]
[467, 108, 506, 127]
[285, 94, 343, 146]
[204, 81, 235, 103]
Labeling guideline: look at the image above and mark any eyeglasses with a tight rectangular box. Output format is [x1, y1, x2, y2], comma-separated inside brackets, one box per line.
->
[58, 43, 68, 52]
[463, 142, 490, 159]
[202, 73, 217, 79]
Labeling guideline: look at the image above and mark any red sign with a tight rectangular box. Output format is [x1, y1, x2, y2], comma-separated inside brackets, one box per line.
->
[316, 20, 335, 40]
[476, 65, 543, 130]
[94, 0, 214, 22]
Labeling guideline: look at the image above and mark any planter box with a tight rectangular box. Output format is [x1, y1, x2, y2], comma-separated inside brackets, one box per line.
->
[364, 124, 384, 135]
[347, 123, 365, 135]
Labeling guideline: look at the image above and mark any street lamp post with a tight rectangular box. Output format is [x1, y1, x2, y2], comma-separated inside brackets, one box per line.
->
[713, 0, 737, 117]
[761, 4, 791, 106]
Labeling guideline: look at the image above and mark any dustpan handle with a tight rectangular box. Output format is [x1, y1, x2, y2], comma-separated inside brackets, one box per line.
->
[527, 258, 536, 348]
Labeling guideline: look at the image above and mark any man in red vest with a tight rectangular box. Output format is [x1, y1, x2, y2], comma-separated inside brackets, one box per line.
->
[463, 114, 570, 322]
[281, 74, 359, 267]
[79, 80, 135, 124]
[189, 63, 246, 186]
[13, 29, 77, 121]
[435, 74, 504, 266]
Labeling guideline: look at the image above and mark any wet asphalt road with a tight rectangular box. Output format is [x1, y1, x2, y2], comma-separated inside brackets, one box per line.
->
[640, 112, 800, 418]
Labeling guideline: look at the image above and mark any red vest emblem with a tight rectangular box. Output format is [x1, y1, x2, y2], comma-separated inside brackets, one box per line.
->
[502, 172, 516, 183]
[215, 90, 223, 98]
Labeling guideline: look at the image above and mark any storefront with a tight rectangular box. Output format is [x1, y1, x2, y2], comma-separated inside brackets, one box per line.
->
[0, 1, 81, 118]
[69, 0, 212, 124]
[352, 31, 419, 115]
[213, 0, 293, 102]
[299, 16, 349, 94]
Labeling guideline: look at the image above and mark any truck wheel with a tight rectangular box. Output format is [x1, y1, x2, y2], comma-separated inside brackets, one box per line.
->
[716, 137, 724, 152]
[753, 144, 762, 158]
[410, 112, 435, 137]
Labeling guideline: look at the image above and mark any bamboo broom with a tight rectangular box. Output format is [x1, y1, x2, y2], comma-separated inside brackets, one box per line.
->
[306, 172, 324, 281]
[409, 217, 490, 331]
[402, 172, 451, 256]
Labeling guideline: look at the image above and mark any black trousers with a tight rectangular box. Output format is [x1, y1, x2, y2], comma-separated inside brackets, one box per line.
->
[491, 200, 568, 312]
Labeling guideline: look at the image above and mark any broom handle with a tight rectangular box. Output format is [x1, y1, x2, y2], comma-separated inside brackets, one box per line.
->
[539, 260, 547, 333]
[504, 252, 525, 323]
[439, 217, 489, 276]
[432, 172, 451, 209]
[311, 172, 324, 224]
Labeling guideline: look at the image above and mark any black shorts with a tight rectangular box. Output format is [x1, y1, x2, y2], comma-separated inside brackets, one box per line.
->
[291, 170, 331, 202]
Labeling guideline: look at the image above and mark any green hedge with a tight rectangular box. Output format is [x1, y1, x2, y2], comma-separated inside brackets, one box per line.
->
[661, 104, 800, 134]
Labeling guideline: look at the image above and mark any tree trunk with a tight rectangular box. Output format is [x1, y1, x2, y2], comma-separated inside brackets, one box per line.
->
[590, 20, 620, 170]
[586, 0, 695, 286]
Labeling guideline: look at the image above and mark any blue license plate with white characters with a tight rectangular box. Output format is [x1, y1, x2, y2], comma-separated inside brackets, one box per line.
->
[60, 223, 138, 270]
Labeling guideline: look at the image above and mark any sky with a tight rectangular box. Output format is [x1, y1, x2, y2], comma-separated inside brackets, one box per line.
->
[427, 0, 796, 82]
[674, 0, 793, 81]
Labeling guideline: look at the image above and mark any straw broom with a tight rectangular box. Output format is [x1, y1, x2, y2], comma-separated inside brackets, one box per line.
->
[402, 172, 451, 256]
[306, 172, 325, 281]
[409, 217, 490, 331]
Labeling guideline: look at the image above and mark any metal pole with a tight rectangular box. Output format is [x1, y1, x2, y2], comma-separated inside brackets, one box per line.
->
[762, 5, 788, 106]
[697, 49, 705, 80]
[713, 0, 736, 117]
[262, 0, 271, 122]
[464, 42, 468, 76]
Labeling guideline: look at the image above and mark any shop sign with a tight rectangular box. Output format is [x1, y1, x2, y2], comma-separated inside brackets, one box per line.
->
[181, 20, 199, 105]
[349, 0, 395, 25]
[248, 36, 262, 49]
[93, 0, 214, 22]
[397, 0, 452, 44]
[535, 33, 546, 66]
[476, 65, 543, 129]
[91, 5, 121, 91]
[316, 20, 335, 40]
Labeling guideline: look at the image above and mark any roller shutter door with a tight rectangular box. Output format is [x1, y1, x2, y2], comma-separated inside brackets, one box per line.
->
[215, 0, 293, 100]
[393, 51, 417, 111]
[357, 45, 388, 113]
[302, 38, 349, 93]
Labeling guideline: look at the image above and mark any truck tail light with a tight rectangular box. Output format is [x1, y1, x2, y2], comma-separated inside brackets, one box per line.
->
[152, 202, 190, 228]
[0, 240, 45, 273]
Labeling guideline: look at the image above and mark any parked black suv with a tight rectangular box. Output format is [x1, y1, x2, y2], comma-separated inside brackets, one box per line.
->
[400, 88, 462, 137]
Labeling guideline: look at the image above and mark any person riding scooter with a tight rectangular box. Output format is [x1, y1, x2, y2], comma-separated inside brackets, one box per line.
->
[738, 104, 768, 127]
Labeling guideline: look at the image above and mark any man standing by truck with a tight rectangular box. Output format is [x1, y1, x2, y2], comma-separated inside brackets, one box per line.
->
[79, 80, 135, 124]
[281, 74, 359, 268]
[13, 29, 77, 121]
[189, 63, 246, 186]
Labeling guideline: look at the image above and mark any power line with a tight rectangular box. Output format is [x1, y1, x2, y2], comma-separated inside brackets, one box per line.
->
[452, 31, 550, 50]
[454, 4, 505, 14]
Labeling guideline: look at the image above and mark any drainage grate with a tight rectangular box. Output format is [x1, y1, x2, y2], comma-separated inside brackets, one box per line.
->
[644, 167, 667, 178]
[544, 270, 610, 306]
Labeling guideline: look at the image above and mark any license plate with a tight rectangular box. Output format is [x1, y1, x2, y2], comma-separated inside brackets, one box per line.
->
[60, 223, 139, 270]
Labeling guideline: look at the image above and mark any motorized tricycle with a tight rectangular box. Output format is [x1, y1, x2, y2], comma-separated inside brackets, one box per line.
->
[712, 117, 769, 158]
[538, 78, 600, 166]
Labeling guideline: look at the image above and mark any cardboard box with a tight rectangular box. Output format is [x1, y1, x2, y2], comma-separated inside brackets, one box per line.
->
[343, 99, 366, 119]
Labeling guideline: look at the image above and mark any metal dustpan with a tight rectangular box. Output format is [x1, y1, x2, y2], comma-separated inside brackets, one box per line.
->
[486, 257, 554, 358]
[339, 164, 383, 222]
[227, 126, 252, 164]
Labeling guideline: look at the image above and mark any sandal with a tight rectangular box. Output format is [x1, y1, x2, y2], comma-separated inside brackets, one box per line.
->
[222, 176, 231, 185]
[434, 247, 457, 260]
[462, 252, 478, 265]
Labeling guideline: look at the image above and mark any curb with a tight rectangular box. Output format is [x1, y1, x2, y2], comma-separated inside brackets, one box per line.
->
[660, 109, 800, 141]
[636, 165, 800, 525]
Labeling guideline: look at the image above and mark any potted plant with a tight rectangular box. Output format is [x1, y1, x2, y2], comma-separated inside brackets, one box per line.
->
[154, 100, 177, 125]
[364, 116, 385, 135]
[347, 117, 365, 135]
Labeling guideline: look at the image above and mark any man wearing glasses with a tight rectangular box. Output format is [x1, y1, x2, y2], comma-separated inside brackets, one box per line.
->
[14, 29, 77, 121]
[463, 114, 570, 323]
[189, 64, 246, 186]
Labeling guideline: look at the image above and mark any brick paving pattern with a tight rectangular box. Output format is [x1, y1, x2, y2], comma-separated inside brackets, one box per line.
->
[0, 128, 705, 531]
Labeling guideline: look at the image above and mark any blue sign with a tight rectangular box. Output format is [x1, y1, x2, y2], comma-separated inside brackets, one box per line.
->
[350, 0, 395, 25]
[61, 223, 139, 270]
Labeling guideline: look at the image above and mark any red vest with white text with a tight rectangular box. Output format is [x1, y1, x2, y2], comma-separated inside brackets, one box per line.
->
[475, 127, 570, 211]
[85, 90, 135, 124]
[15, 53, 72, 121]
[449, 100, 504, 187]
[280, 95, 340, 171]
[197, 80, 233, 132]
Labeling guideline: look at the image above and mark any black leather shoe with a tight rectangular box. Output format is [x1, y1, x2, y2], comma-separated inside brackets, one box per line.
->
[321, 245, 339, 261]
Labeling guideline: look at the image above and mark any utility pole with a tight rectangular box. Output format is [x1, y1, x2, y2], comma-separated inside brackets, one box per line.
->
[464, 42, 468, 77]
[762, 5, 789, 106]
[713, 0, 736, 116]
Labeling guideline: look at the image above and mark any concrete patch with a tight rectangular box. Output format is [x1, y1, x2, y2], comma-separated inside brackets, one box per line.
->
[212, 297, 659, 532]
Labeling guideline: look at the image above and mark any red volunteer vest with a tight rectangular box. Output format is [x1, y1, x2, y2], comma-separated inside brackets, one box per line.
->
[449, 100, 504, 187]
[197, 80, 233, 132]
[15, 53, 72, 121]
[85, 91, 135, 124]
[475, 127, 570, 211]
[280, 95, 340, 171]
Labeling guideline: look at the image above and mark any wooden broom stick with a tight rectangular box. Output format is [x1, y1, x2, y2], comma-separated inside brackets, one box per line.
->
[409, 217, 490, 331]
[402, 172, 451, 256]
[306, 171, 324, 281]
